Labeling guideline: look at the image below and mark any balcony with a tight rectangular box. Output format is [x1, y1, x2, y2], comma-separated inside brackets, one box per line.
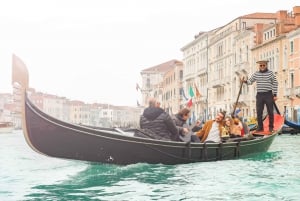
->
[196, 67, 207, 76]
[284, 88, 293, 98]
[210, 76, 232, 88]
[210, 79, 223, 88]
[284, 86, 300, 99]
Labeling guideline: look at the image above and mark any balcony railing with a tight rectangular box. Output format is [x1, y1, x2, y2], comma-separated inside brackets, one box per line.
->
[284, 88, 293, 97]
[197, 68, 207, 75]
[210, 76, 232, 88]
[284, 86, 300, 98]
[210, 79, 223, 88]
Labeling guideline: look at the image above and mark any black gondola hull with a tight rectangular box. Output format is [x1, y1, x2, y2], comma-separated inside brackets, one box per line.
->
[24, 95, 279, 165]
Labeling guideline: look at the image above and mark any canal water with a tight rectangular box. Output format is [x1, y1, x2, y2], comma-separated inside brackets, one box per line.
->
[0, 131, 299, 201]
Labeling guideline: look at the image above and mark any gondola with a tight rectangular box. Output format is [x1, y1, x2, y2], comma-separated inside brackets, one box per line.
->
[284, 119, 300, 130]
[12, 55, 284, 165]
[279, 124, 300, 135]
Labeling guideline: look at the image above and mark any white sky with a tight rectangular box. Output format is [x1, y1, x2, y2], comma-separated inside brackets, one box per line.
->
[0, 0, 299, 106]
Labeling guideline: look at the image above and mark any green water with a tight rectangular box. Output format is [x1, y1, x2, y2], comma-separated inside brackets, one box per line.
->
[0, 131, 299, 201]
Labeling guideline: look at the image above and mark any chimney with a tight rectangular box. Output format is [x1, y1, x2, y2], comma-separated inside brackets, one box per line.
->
[276, 10, 288, 23]
[294, 6, 300, 26]
[254, 23, 264, 45]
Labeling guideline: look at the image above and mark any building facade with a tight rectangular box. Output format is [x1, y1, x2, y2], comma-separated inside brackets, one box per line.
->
[141, 5, 300, 124]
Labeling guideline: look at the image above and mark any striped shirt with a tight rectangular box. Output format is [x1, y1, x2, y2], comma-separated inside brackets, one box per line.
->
[246, 70, 278, 96]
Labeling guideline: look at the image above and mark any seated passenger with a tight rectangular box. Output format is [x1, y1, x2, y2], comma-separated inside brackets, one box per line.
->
[235, 109, 249, 136]
[137, 97, 180, 141]
[230, 117, 243, 138]
[172, 107, 201, 142]
[221, 116, 231, 141]
[195, 111, 226, 143]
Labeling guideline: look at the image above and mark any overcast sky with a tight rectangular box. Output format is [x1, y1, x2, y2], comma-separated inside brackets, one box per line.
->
[0, 0, 299, 106]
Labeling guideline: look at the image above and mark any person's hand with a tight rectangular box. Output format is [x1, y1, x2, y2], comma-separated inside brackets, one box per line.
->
[274, 96, 278, 101]
[240, 76, 246, 83]
[183, 127, 189, 134]
[195, 120, 201, 126]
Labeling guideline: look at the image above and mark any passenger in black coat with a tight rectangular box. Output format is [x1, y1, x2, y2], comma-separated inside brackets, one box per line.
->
[138, 98, 180, 141]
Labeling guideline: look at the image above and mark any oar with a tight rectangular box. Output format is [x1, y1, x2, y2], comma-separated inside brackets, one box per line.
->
[273, 101, 281, 115]
[231, 77, 244, 118]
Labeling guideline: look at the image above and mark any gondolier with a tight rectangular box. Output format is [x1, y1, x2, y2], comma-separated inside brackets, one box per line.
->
[242, 60, 278, 133]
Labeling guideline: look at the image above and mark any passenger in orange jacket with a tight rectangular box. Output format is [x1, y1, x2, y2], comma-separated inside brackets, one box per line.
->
[196, 111, 226, 143]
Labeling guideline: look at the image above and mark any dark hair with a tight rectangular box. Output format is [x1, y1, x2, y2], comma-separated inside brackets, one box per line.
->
[178, 108, 190, 117]
[219, 111, 226, 119]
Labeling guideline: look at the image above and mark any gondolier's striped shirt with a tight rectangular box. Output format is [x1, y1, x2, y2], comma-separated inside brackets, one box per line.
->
[246, 70, 278, 96]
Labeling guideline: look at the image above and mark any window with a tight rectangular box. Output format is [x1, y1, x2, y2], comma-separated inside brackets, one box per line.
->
[146, 78, 150, 88]
[217, 44, 223, 57]
[290, 73, 294, 88]
[242, 22, 246, 29]
[290, 41, 294, 54]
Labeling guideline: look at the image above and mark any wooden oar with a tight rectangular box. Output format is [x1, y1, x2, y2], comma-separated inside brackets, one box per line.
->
[231, 78, 244, 118]
[273, 101, 281, 115]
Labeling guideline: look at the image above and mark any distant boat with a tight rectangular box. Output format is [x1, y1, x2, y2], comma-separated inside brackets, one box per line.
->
[12, 54, 285, 165]
[248, 123, 257, 131]
[0, 122, 14, 133]
[279, 124, 300, 135]
[284, 119, 300, 130]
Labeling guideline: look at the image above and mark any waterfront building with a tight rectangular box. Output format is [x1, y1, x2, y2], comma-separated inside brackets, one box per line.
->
[18, 89, 141, 128]
[0, 93, 13, 122]
[140, 60, 182, 110]
[181, 31, 209, 121]
[206, 13, 278, 119]
[69, 100, 89, 125]
[0, 93, 20, 128]
[285, 6, 300, 122]
[139, 6, 300, 123]
[29, 90, 70, 123]
[249, 7, 300, 123]
[112, 106, 141, 128]
[161, 60, 183, 115]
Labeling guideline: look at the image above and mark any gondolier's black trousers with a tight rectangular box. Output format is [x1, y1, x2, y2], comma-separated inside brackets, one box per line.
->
[256, 91, 274, 131]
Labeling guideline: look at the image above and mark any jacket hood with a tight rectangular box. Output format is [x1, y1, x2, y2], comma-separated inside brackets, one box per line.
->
[143, 107, 164, 121]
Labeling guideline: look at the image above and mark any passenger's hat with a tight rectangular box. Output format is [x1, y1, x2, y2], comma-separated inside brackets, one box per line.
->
[256, 60, 269, 64]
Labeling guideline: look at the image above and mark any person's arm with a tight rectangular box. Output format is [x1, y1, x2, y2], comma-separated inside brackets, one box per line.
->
[196, 122, 208, 138]
[191, 120, 202, 132]
[243, 73, 256, 85]
[165, 114, 179, 136]
[171, 116, 186, 135]
[176, 125, 186, 135]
